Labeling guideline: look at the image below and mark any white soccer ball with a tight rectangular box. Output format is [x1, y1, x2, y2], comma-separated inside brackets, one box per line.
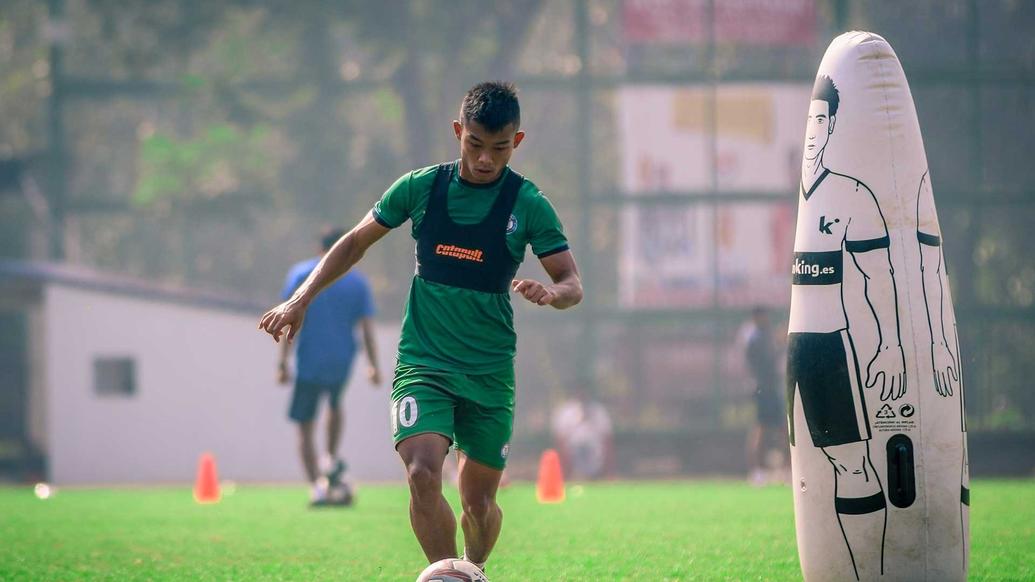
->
[415, 558, 489, 582]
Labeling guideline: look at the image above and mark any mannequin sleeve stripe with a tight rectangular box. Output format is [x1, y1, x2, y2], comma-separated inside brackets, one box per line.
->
[845, 236, 891, 253]
[917, 231, 941, 247]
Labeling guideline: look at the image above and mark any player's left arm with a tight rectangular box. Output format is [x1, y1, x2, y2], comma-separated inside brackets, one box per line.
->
[512, 250, 583, 309]
[513, 190, 582, 309]
[917, 174, 959, 397]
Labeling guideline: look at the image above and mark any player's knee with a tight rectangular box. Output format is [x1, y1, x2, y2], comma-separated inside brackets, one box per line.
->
[406, 460, 442, 496]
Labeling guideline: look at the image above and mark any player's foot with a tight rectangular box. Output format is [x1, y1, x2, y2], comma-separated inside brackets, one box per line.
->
[309, 480, 330, 506]
[326, 458, 348, 489]
[317, 458, 354, 507]
[461, 551, 487, 574]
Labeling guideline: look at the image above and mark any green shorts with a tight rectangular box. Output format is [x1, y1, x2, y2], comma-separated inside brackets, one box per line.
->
[391, 362, 515, 470]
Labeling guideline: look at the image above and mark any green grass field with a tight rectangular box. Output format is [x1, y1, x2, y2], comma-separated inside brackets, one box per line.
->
[1, 479, 1032, 581]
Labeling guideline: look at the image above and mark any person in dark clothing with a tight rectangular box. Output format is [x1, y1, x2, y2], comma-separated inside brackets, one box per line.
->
[745, 306, 786, 485]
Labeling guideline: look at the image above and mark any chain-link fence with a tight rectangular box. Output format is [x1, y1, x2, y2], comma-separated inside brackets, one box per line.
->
[2, 0, 1033, 476]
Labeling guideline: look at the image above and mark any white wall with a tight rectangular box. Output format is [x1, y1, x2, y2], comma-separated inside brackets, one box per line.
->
[44, 284, 404, 485]
[26, 305, 48, 454]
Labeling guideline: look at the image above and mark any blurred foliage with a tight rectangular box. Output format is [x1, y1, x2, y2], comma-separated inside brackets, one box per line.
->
[134, 124, 277, 207]
[0, 1, 48, 156]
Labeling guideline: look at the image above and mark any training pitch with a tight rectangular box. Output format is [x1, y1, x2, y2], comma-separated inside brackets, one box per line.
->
[2, 480, 1032, 580]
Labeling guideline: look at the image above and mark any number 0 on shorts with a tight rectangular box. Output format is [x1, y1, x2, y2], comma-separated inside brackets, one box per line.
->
[395, 396, 419, 430]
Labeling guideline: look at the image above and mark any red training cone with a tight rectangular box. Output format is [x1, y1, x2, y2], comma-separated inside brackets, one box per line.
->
[536, 449, 565, 504]
[193, 452, 221, 504]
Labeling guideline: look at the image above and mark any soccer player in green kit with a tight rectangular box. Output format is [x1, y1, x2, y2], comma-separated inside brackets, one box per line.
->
[258, 81, 582, 575]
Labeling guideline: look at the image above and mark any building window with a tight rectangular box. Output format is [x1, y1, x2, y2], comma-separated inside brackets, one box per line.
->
[94, 357, 136, 397]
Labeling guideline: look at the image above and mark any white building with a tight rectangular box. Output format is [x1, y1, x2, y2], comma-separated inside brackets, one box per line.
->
[0, 260, 402, 485]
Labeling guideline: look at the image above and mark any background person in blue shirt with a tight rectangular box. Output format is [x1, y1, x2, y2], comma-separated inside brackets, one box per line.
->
[278, 227, 381, 505]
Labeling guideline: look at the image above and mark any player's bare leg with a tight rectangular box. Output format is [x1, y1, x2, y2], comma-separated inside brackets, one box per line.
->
[297, 420, 319, 482]
[398, 433, 457, 562]
[824, 441, 887, 580]
[746, 425, 764, 483]
[327, 405, 343, 459]
[457, 452, 504, 567]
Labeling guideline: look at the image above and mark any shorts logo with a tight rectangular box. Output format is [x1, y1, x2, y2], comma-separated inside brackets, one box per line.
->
[501, 443, 510, 459]
[397, 396, 419, 429]
[506, 214, 518, 235]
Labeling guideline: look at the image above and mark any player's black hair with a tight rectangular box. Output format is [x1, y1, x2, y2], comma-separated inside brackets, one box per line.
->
[811, 75, 839, 116]
[320, 227, 346, 252]
[460, 81, 521, 132]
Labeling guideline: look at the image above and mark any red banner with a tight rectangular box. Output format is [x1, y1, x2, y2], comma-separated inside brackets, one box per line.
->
[623, 0, 816, 47]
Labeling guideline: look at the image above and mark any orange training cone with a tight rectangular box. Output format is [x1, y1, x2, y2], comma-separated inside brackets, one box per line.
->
[193, 452, 221, 504]
[536, 449, 565, 504]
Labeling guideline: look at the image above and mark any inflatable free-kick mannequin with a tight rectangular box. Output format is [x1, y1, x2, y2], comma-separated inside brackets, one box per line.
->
[787, 31, 969, 582]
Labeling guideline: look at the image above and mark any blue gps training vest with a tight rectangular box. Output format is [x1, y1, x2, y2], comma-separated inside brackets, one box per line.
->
[415, 162, 523, 294]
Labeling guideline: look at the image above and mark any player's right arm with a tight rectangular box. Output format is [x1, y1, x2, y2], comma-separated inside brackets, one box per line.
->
[847, 181, 906, 401]
[853, 249, 907, 400]
[258, 211, 391, 343]
[261, 170, 418, 343]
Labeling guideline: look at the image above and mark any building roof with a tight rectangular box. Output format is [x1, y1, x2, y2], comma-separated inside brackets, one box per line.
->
[0, 260, 267, 315]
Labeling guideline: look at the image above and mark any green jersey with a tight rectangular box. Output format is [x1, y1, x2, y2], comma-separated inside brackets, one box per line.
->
[373, 162, 569, 374]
